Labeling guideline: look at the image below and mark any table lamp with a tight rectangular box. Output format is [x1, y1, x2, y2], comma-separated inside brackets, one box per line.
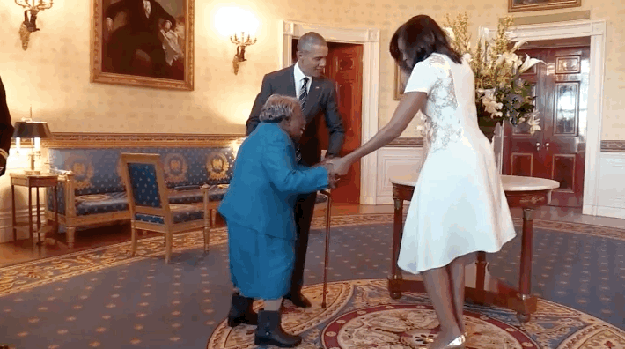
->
[12, 120, 52, 174]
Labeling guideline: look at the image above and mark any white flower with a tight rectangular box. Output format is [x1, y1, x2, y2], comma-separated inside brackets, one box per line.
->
[478, 89, 503, 117]
[443, 26, 455, 42]
[518, 55, 544, 73]
[495, 52, 519, 66]
[526, 112, 541, 134]
[512, 40, 527, 52]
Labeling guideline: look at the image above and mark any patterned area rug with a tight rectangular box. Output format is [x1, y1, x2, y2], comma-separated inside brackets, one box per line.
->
[0, 214, 624, 349]
[208, 279, 625, 349]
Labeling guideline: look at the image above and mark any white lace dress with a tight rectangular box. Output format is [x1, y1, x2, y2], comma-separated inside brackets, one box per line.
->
[397, 53, 517, 274]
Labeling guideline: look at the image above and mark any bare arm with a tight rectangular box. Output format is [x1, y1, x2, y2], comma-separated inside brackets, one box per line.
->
[331, 91, 427, 175]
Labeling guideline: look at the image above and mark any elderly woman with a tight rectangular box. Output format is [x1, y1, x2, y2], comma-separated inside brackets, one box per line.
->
[218, 94, 335, 347]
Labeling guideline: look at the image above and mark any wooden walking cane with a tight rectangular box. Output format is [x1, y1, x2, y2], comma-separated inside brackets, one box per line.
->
[319, 189, 332, 308]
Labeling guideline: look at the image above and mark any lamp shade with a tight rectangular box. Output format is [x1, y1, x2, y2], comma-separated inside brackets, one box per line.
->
[12, 122, 52, 138]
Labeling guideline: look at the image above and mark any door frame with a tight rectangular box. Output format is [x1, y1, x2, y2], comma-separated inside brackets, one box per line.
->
[280, 20, 380, 204]
[482, 19, 606, 216]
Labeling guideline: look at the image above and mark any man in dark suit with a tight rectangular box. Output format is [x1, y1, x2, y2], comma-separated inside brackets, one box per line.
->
[105, 0, 176, 77]
[246, 32, 344, 308]
[0, 76, 14, 177]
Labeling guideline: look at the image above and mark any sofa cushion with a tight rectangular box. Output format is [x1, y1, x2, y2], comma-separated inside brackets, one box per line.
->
[74, 185, 229, 217]
[76, 192, 129, 216]
[135, 204, 204, 225]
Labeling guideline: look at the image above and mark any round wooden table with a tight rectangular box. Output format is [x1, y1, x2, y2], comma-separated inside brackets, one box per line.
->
[388, 174, 559, 322]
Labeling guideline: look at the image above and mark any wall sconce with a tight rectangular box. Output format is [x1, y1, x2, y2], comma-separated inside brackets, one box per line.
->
[214, 7, 259, 75]
[231, 32, 257, 75]
[16, 0, 54, 50]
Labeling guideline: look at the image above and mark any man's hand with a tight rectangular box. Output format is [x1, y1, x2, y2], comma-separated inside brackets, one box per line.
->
[106, 18, 114, 32]
[326, 157, 350, 176]
[323, 161, 338, 189]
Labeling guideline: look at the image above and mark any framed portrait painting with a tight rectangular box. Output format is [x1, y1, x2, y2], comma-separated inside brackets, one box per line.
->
[91, 0, 194, 91]
[393, 63, 408, 101]
[508, 0, 581, 12]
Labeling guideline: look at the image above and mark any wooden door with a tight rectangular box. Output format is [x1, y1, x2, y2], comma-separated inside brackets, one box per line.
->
[324, 42, 363, 203]
[292, 40, 364, 203]
[504, 45, 590, 207]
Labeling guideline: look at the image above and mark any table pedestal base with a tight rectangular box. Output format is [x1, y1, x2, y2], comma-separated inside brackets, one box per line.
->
[390, 180, 552, 323]
[387, 252, 537, 322]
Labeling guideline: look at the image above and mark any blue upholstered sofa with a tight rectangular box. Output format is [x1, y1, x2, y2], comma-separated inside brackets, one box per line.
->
[45, 134, 241, 247]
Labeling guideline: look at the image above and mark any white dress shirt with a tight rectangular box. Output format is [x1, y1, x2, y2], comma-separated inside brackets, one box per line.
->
[294, 63, 311, 95]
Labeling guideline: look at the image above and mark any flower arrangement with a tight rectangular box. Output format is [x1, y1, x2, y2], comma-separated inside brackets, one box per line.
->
[444, 13, 543, 139]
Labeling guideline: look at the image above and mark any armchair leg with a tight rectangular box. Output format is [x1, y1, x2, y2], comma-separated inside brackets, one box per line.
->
[203, 226, 210, 252]
[165, 232, 172, 264]
[67, 227, 76, 249]
[130, 220, 137, 257]
[203, 209, 211, 252]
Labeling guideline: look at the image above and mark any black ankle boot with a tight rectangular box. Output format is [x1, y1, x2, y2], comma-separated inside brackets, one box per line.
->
[254, 310, 301, 347]
[227, 293, 258, 327]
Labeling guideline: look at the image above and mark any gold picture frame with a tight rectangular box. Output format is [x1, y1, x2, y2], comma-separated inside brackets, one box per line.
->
[91, 0, 194, 91]
[508, 0, 581, 12]
[393, 64, 408, 101]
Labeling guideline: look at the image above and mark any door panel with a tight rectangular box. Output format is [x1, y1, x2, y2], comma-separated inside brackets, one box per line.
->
[324, 42, 364, 204]
[503, 45, 589, 207]
[291, 40, 364, 203]
[510, 153, 535, 177]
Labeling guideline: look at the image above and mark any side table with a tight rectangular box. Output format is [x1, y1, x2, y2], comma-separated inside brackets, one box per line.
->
[388, 173, 559, 322]
[10, 173, 59, 247]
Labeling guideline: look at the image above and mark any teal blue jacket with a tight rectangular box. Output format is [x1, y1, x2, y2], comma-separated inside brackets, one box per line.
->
[218, 123, 329, 240]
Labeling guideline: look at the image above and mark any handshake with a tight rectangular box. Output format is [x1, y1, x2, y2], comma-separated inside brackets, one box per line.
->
[315, 156, 351, 189]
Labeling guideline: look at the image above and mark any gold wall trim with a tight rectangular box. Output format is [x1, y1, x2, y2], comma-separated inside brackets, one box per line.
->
[34, 135, 625, 151]
[601, 140, 625, 152]
[388, 137, 423, 147]
[43, 132, 246, 148]
[512, 11, 590, 26]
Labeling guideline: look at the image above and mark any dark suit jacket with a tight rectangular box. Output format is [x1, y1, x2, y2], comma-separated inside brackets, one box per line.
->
[0, 76, 13, 176]
[106, 0, 176, 36]
[246, 65, 344, 166]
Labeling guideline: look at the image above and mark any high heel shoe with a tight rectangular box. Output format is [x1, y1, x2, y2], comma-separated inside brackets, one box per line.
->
[443, 334, 466, 348]
[417, 333, 466, 349]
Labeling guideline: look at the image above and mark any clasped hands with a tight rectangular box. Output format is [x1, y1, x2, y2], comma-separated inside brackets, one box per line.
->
[316, 156, 351, 189]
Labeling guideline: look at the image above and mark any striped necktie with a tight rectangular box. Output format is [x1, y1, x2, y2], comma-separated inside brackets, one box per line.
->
[299, 77, 309, 109]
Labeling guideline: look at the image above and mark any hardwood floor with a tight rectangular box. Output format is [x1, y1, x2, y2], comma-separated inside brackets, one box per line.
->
[1, 203, 623, 268]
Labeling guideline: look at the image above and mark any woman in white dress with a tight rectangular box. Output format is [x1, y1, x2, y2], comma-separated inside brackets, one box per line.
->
[330, 15, 517, 349]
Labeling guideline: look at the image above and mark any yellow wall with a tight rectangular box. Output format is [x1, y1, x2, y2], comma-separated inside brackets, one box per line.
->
[0, 0, 623, 139]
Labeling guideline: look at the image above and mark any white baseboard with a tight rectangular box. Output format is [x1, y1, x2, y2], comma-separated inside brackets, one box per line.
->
[0, 209, 49, 243]
[595, 206, 625, 220]
[595, 153, 625, 219]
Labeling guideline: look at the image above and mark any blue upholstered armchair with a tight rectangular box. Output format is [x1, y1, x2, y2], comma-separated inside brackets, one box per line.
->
[120, 153, 211, 263]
